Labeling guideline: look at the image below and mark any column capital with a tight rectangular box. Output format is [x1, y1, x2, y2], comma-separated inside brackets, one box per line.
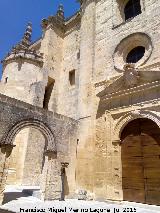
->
[61, 162, 69, 168]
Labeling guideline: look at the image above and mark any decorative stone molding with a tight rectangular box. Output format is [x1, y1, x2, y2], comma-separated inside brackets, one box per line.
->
[123, 64, 140, 88]
[131, 109, 141, 116]
[113, 110, 160, 141]
[2, 120, 56, 153]
[113, 33, 152, 71]
[101, 80, 160, 101]
[2, 23, 43, 67]
[2, 50, 43, 67]
[41, 5, 65, 32]
[61, 162, 69, 169]
[42, 5, 81, 33]
[42, 17, 65, 32]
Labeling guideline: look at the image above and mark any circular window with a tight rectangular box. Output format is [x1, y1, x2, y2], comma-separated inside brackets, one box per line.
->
[113, 33, 152, 71]
[126, 46, 145, 63]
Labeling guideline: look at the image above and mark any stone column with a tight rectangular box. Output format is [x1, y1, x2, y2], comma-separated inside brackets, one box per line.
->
[60, 162, 69, 201]
[44, 151, 61, 200]
[76, 0, 96, 195]
[0, 145, 13, 204]
[112, 140, 123, 201]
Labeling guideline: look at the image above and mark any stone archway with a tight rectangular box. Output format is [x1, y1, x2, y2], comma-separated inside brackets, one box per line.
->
[120, 118, 160, 205]
[113, 110, 160, 142]
[0, 94, 77, 204]
[3, 119, 56, 152]
[0, 119, 61, 203]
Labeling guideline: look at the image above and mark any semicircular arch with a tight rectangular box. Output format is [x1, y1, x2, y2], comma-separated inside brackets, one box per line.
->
[2, 119, 56, 152]
[113, 110, 160, 141]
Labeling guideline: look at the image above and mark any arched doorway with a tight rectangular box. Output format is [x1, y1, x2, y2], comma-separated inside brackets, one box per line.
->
[6, 127, 46, 186]
[121, 118, 160, 205]
[1, 119, 58, 203]
[4, 119, 56, 186]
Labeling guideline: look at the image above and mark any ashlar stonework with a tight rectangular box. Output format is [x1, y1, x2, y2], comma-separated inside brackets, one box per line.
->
[0, 0, 160, 206]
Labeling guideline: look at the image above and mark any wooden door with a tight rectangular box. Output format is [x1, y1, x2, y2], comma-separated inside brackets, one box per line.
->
[121, 118, 160, 205]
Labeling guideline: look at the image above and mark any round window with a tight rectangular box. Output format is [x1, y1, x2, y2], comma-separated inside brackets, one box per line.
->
[113, 33, 152, 71]
[126, 46, 145, 63]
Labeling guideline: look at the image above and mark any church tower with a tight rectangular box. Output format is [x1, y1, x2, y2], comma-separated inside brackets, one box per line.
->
[0, 23, 46, 107]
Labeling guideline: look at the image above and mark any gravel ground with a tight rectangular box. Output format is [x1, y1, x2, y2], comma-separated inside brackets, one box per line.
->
[1, 198, 160, 213]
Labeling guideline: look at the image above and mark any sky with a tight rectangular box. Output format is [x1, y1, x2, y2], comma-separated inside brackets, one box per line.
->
[0, 0, 80, 76]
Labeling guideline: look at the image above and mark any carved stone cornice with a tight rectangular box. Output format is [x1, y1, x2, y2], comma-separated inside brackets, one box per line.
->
[41, 16, 65, 32]
[106, 98, 160, 116]
[2, 50, 43, 67]
[2, 23, 43, 67]
[101, 80, 160, 102]
[65, 11, 81, 31]
[41, 4, 65, 32]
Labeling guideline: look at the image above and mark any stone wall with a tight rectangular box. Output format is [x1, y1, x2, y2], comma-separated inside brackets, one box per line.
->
[40, 24, 64, 112]
[0, 93, 78, 203]
[56, 17, 81, 119]
[94, 0, 160, 81]
[36, 0, 160, 201]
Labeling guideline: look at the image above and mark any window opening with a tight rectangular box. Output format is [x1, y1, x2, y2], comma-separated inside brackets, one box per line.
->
[43, 77, 55, 109]
[77, 50, 80, 59]
[69, 70, 75, 86]
[124, 0, 141, 21]
[126, 46, 145, 63]
[5, 77, 8, 83]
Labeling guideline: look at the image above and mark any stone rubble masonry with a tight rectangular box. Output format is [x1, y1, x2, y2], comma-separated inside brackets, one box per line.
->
[0, 93, 78, 203]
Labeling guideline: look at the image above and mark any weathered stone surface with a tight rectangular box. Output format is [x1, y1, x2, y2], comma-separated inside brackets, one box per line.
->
[0, 93, 77, 202]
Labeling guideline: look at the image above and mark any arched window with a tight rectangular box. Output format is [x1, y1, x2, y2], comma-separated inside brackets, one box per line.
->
[126, 46, 145, 63]
[124, 0, 142, 21]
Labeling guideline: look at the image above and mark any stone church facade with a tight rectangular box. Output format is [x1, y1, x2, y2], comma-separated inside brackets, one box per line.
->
[0, 0, 160, 206]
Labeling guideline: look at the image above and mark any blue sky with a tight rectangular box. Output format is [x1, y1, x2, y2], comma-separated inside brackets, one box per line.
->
[0, 0, 80, 76]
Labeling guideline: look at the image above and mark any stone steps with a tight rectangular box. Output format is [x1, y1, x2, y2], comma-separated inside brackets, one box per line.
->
[3, 185, 42, 205]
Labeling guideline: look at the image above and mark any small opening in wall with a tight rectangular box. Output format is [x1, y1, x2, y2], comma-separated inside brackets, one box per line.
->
[77, 50, 80, 59]
[5, 77, 8, 83]
[43, 77, 55, 109]
[126, 46, 145, 63]
[124, 0, 142, 21]
[77, 139, 79, 144]
[69, 70, 75, 86]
